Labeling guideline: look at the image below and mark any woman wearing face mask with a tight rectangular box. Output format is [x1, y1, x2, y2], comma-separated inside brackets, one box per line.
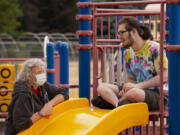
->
[3, 58, 69, 135]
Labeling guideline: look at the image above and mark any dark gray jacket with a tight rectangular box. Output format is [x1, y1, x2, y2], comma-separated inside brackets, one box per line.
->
[4, 82, 69, 135]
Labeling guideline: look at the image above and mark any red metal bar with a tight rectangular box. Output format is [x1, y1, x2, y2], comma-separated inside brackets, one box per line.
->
[77, 0, 167, 8]
[78, 0, 167, 8]
[54, 51, 60, 86]
[140, 126, 142, 135]
[155, 15, 158, 40]
[93, 6, 98, 96]
[146, 124, 149, 135]
[167, 0, 180, 4]
[96, 8, 148, 13]
[101, 16, 103, 39]
[164, 45, 180, 51]
[76, 2, 93, 8]
[95, 11, 160, 17]
[76, 30, 93, 36]
[115, 16, 117, 39]
[108, 16, 110, 39]
[96, 39, 121, 43]
[125, 129, 128, 135]
[92, 0, 166, 7]
[159, 3, 165, 135]
[99, 48, 105, 81]
[76, 44, 93, 50]
[153, 121, 156, 135]
[132, 127, 135, 135]
[58, 84, 93, 89]
[96, 45, 122, 48]
[0, 58, 29, 62]
[76, 15, 93, 21]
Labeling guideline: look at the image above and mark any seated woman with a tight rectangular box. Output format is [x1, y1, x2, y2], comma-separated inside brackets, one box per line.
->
[3, 58, 69, 135]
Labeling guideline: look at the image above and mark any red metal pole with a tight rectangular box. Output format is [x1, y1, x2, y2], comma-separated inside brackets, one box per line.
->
[93, 6, 98, 96]
[159, 2, 165, 135]
[95, 12, 160, 17]
[101, 16, 103, 39]
[108, 16, 110, 39]
[115, 16, 118, 39]
[92, 0, 166, 7]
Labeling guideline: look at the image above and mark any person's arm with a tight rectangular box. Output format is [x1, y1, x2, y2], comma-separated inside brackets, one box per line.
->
[31, 93, 66, 123]
[121, 69, 168, 93]
[30, 112, 41, 123]
[136, 69, 168, 89]
[31, 103, 53, 123]
[44, 82, 69, 101]
[48, 94, 65, 107]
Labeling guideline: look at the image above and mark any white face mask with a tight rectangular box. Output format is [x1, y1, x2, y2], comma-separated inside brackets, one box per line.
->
[35, 73, 46, 86]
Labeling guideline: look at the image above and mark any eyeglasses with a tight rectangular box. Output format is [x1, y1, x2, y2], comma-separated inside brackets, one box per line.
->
[118, 30, 128, 36]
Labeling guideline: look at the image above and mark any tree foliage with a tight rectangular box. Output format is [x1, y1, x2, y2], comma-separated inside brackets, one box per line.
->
[0, 0, 146, 37]
[18, 0, 78, 33]
[0, 0, 23, 37]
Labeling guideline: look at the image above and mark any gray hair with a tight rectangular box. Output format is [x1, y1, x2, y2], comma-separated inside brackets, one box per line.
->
[17, 58, 46, 84]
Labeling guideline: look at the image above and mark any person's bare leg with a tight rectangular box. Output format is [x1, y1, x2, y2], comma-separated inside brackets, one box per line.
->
[119, 88, 145, 102]
[97, 83, 119, 107]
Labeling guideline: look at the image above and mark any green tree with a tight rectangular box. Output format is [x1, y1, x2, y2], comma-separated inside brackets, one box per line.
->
[0, 0, 23, 38]
[19, 0, 77, 33]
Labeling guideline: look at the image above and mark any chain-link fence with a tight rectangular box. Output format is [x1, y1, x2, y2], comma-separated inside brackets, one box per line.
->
[0, 33, 78, 60]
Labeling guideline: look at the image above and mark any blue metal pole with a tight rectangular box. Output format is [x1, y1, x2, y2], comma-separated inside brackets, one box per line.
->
[56, 41, 69, 94]
[167, 3, 180, 135]
[78, 0, 91, 100]
[46, 42, 55, 84]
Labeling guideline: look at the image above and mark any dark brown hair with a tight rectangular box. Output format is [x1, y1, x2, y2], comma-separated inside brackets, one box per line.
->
[119, 17, 153, 40]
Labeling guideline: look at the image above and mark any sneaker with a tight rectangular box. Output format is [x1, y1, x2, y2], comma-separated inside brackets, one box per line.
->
[91, 96, 115, 109]
[117, 99, 131, 107]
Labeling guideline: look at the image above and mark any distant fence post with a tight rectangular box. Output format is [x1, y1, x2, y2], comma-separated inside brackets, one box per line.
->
[46, 42, 55, 84]
[56, 41, 69, 94]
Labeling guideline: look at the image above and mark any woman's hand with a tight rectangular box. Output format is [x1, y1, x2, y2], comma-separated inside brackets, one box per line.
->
[40, 103, 53, 117]
[31, 103, 53, 123]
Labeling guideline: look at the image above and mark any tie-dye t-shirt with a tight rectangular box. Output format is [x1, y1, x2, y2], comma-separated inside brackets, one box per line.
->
[125, 40, 168, 86]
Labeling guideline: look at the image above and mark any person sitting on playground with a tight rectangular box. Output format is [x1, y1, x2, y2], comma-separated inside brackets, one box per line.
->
[3, 58, 69, 135]
[91, 17, 168, 111]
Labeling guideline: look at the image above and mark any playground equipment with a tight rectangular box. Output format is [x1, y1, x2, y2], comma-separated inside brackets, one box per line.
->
[0, 0, 180, 134]
[76, 0, 180, 135]
[18, 98, 148, 135]
[0, 64, 16, 116]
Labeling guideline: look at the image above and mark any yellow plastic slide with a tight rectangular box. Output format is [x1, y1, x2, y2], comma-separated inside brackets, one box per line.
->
[18, 98, 149, 135]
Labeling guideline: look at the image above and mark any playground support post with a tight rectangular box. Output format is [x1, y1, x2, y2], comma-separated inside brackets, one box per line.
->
[56, 41, 69, 94]
[78, 0, 91, 100]
[47, 42, 55, 84]
[167, 3, 180, 135]
[56, 41, 69, 93]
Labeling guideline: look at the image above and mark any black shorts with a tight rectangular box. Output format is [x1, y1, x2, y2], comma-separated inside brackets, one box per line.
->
[144, 89, 160, 111]
[118, 85, 162, 111]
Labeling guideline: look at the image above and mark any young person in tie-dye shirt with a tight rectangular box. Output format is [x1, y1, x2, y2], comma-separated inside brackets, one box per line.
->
[92, 17, 168, 111]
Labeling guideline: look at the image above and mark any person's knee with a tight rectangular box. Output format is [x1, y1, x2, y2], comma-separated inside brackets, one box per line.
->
[97, 83, 106, 94]
[124, 88, 144, 102]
